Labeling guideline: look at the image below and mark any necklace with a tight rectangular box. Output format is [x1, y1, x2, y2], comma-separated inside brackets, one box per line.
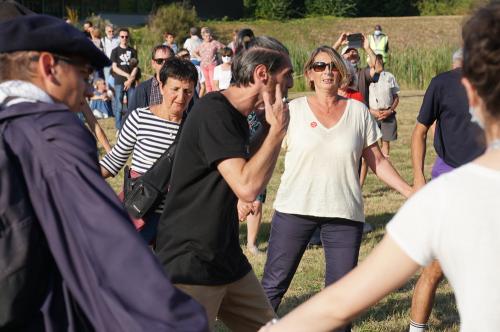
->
[488, 139, 500, 150]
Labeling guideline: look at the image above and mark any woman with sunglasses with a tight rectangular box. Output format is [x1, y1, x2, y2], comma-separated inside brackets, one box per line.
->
[261, 4, 500, 331]
[261, 46, 411, 331]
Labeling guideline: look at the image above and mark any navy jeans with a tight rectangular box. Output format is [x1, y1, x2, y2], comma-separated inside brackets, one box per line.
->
[113, 84, 135, 130]
[261, 211, 363, 331]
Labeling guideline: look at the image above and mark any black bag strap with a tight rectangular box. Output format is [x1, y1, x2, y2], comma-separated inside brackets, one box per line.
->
[134, 120, 184, 193]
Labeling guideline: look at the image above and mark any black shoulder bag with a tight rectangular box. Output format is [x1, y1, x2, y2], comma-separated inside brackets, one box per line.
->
[123, 123, 183, 218]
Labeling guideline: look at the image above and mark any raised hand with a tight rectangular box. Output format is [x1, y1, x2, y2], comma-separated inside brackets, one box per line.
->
[263, 84, 289, 138]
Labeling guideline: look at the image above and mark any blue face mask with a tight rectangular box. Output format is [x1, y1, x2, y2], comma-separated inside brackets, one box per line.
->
[469, 106, 485, 129]
[374, 30, 382, 36]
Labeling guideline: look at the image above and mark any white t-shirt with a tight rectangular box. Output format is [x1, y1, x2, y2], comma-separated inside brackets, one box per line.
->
[273, 97, 381, 221]
[369, 71, 400, 109]
[387, 163, 500, 331]
[213, 65, 232, 90]
[183, 37, 202, 59]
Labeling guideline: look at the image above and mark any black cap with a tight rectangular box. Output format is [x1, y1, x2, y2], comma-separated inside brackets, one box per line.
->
[0, 14, 111, 69]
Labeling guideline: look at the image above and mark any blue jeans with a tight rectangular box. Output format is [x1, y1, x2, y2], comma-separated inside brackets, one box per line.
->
[261, 211, 363, 331]
[113, 84, 135, 130]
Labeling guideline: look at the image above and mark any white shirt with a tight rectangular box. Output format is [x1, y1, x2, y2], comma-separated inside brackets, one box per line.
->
[213, 65, 232, 90]
[387, 163, 500, 331]
[101, 36, 120, 59]
[183, 36, 202, 59]
[273, 97, 381, 221]
[369, 71, 400, 109]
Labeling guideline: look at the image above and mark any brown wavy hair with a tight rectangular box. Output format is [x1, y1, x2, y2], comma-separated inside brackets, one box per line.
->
[462, 3, 500, 119]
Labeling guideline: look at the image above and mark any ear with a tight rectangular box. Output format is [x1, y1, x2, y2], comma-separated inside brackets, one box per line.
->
[159, 79, 166, 96]
[253, 64, 269, 85]
[37, 52, 57, 81]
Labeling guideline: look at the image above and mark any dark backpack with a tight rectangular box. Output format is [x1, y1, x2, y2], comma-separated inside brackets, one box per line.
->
[0, 102, 52, 329]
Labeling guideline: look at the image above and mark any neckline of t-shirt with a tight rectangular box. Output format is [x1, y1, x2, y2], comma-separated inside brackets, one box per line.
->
[212, 91, 247, 120]
[304, 96, 350, 131]
[142, 107, 182, 125]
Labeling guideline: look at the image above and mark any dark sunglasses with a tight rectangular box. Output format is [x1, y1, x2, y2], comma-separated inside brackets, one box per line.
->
[153, 58, 168, 65]
[311, 61, 338, 73]
[120, 35, 129, 39]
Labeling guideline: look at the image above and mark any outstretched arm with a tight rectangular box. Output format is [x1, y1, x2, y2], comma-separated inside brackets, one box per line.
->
[362, 142, 412, 198]
[260, 235, 420, 332]
[78, 102, 112, 153]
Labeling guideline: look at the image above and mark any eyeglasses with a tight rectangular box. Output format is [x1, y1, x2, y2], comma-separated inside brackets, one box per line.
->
[311, 61, 339, 73]
[120, 35, 129, 39]
[153, 58, 168, 65]
[54, 54, 94, 83]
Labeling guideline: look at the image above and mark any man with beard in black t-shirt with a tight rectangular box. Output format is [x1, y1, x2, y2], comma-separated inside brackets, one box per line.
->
[156, 36, 293, 332]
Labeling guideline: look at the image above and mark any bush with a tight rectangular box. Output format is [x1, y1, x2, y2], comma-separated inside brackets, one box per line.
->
[416, 0, 478, 15]
[147, 3, 199, 46]
[255, 0, 295, 20]
[305, 0, 357, 17]
[136, 3, 199, 77]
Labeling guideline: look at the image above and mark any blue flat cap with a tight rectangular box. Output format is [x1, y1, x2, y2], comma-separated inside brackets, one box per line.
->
[0, 14, 111, 69]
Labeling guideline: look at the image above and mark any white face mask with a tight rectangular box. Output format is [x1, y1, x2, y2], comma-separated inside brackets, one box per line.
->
[222, 56, 232, 63]
[469, 106, 485, 129]
[374, 30, 382, 36]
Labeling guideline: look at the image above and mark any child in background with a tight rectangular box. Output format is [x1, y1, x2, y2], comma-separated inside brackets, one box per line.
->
[213, 47, 233, 90]
[89, 78, 112, 119]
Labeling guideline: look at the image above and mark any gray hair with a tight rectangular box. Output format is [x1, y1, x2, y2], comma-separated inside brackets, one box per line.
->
[452, 48, 463, 63]
[231, 36, 290, 87]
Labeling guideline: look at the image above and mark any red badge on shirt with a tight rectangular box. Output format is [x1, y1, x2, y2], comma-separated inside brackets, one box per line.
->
[310, 121, 317, 128]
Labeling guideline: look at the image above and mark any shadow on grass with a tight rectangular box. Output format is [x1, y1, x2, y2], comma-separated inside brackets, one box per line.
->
[239, 221, 272, 248]
[277, 292, 319, 317]
[357, 290, 458, 329]
[365, 212, 395, 231]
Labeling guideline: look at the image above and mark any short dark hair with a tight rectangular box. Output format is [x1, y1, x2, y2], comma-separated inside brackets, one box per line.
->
[151, 44, 173, 59]
[220, 47, 233, 57]
[234, 28, 255, 55]
[84, 21, 92, 27]
[118, 28, 129, 35]
[463, 2, 500, 118]
[164, 31, 175, 37]
[159, 57, 198, 86]
[231, 36, 290, 87]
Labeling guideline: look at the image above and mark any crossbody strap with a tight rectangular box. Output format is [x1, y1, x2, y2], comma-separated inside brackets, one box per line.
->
[136, 120, 184, 193]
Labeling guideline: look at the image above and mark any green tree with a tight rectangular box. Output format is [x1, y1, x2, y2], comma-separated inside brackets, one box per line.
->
[305, 0, 357, 16]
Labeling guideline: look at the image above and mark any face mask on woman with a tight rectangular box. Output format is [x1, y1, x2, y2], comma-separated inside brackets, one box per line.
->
[469, 106, 485, 129]
[374, 30, 382, 36]
[222, 56, 232, 63]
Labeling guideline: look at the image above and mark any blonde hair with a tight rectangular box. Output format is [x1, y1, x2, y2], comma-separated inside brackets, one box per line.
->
[303, 46, 349, 91]
[0, 51, 39, 83]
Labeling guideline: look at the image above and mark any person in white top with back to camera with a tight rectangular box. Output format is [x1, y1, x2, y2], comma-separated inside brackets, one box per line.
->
[260, 3, 500, 332]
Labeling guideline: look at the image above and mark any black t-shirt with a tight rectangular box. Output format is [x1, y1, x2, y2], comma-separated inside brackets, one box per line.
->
[417, 68, 485, 167]
[110, 46, 137, 85]
[356, 67, 373, 106]
[156, 92, 252, 285]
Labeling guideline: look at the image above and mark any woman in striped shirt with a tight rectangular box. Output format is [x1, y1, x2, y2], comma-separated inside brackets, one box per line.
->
[100, 57, 198, 243]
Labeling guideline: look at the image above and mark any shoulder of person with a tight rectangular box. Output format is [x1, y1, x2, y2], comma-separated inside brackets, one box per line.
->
[288, 96, 308, 111]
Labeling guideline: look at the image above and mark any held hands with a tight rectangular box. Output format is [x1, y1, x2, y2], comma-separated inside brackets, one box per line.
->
[262, 84, 289, 139]
[237, 199, 261, 222]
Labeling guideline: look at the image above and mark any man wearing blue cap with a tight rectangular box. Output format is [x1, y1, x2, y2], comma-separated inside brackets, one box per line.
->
[0, 13, 207, 331]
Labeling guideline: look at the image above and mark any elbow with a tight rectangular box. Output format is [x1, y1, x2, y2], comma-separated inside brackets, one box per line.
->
[235, 187, 258, 203]
[233, 183, 261, 202]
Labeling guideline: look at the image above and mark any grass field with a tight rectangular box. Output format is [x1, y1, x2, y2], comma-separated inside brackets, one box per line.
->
[96, 89, 459, 331]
